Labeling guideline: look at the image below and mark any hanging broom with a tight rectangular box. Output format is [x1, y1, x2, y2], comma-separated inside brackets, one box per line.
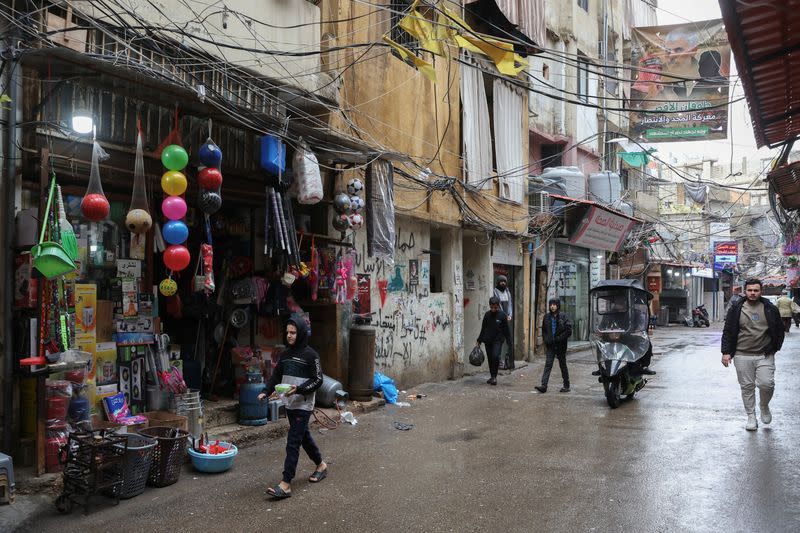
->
[56, 184, 78, 262]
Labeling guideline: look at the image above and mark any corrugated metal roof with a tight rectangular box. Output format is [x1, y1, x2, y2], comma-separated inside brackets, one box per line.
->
[766, 161, 800, 210]
[720, 0, 800, 148]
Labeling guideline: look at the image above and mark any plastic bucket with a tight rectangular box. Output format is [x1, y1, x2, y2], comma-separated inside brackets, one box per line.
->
[188, 443, 237, 473]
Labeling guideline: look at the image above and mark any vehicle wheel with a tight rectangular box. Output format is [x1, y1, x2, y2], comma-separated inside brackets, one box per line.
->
[55, 494, 73, 514]
[604, 377, 621, 408]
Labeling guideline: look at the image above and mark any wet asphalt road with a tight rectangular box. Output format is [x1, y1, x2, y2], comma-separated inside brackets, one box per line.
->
[10, 325, 800, 532]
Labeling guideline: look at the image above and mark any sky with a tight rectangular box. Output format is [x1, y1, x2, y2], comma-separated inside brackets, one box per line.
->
[651, 0, 776, 169]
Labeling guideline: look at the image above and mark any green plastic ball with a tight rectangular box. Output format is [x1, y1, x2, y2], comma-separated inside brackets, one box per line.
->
[161, 144, 188, 171]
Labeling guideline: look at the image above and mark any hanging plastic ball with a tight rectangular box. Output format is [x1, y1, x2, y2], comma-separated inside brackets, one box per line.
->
[162, 196, 187, 220]
[161, 170, 187, 196]
[125, 208, 153, 234]
[159, 278, 178, 297]
[333, 193, 352, 214]
[349, 213, 364, 230]
[346, 178, 364, 195]
[198, 167, 223, 190]
[199, 139, 223, 168]
[161, 144, 189, 171]
[332, 214, 349, 232]
[199, 190, 222, 215]
[81, 193, 110, 221]
[162, 220, 189, 245]
[349, 196, 364, 213]
[163, 245, 191, 272]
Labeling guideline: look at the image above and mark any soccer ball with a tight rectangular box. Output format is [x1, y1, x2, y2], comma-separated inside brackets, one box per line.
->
[346, 178, 364, 195]
[333, 193, 352, 214]
[349, 196, 364, 213]
[349, 213, 363, 230]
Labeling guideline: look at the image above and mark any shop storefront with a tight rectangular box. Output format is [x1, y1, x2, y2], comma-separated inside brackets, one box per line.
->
[552, 243, 590, 341]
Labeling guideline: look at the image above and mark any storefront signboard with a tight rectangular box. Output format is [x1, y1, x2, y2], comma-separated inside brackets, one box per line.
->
[692, 267, 715, 278]
[569, 206, 635, 251]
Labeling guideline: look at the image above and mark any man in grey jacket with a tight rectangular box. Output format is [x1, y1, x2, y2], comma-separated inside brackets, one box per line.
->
[493, 275, 514, 369]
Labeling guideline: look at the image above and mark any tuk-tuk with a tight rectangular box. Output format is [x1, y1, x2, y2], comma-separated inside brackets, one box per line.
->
[589, 280, 653, 408]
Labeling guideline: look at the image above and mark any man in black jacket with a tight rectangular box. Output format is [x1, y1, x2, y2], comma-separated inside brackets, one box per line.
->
[476, 296, 512, 386]
[535, 298, 573, 393]
[721, 279, 785, 431]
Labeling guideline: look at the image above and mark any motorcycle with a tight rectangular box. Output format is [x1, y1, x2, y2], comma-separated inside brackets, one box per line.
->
[590, 280, 653, 409]
[692, 304, 710, 327]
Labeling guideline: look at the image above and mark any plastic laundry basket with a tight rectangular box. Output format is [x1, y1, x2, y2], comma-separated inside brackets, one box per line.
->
[138, 426, 189, 488]
[105, 434, 156, 499]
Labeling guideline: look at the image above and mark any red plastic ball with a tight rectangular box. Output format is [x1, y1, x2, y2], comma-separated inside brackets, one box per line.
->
[198, 167, 223, 190]
[81, 193, 110, 221]
[163, 245, 191, 272]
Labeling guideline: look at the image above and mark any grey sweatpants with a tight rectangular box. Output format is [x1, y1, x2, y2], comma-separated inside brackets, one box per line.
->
[733, 354, 775, 414]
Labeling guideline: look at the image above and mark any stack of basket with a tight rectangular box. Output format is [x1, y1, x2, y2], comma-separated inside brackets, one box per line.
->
[171, 390, 203, 440]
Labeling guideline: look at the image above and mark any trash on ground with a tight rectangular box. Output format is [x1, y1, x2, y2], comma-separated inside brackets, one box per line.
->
[340, 411, 358, 425]
[393, 422, 414, 431]
[373, 371, 399, 404]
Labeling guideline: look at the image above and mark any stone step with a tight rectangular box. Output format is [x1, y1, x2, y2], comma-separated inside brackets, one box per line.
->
[201, 398, 239, 428]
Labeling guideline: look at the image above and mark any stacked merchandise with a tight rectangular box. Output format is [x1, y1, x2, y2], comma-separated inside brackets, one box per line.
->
[44, 380, 71, 473]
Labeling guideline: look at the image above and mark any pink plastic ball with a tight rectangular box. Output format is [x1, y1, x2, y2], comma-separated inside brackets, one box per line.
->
[161, 196, 187, 220]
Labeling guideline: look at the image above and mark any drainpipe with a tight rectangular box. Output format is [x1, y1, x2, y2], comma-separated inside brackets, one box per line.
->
[3, 52, 19, 454]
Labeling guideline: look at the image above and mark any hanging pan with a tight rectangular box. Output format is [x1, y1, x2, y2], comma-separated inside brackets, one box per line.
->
[32, 179, 77, 279]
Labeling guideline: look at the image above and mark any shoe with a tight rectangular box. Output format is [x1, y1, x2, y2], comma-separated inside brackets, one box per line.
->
[560, 386, 570, 393]
[642, 368, 656, 375]
[534, 385, 547, 393]
[487, 378, 497, 386]
[746, 414, 758, 431]
[591, 370, 601, 376]
[760, 404, 772, 425]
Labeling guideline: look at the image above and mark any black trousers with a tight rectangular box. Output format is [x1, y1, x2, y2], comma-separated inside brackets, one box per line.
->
[484, 341, 503, 378]
[283, 409, 323, 483]
[541, 347, 569, 388]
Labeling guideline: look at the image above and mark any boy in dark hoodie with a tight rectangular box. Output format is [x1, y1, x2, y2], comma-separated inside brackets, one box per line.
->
[259, 313, 327, 499]
[536, 298, 572, 393]
[476, 296, 512, 385]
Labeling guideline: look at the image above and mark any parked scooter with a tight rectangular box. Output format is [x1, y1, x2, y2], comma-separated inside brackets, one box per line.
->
[692, 304, 710, 327]
[590, 280, 653, 408]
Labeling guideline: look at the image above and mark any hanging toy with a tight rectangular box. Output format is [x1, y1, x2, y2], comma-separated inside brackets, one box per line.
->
[346, 178, 364, 195]
[199, 138, 223, 168]
[349, 196, 364, 213]
[334, 261, 348, 305]
[198, 167, 223, 190]
[199, 189, 222, 215]
[348, 213, 364, 230]
[333, 193, 351, 214]
[332, 214, 350, 232]
[162, 196, 187, 220]
[126, 126, 153, 234]
[161, 170, 187, 196]
[164, 245, 191, 272]
[201, 243, 215, 294]
[81, 141, 111, 221]
[161, 144, 189, 171]
[159, 278, 178, 297]
[162, 220, 189, 245]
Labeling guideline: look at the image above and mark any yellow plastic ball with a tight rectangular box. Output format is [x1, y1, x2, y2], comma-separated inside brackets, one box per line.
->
[161, 170, 187, 196]
[159, 278, 178, 297]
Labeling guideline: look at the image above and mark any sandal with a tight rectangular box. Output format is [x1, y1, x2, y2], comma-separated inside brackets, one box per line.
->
[267, 484, 292, 499]
[309, 469, 328, 483]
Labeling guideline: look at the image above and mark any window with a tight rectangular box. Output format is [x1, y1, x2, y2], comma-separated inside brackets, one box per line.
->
[577, 56, 590, 102]
[390, 1, 418, 54]
[578, 0, 589, 12]
[542, 64, 550, 80]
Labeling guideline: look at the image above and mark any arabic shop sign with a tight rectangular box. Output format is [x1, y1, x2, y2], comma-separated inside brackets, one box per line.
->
[570, 206, 635, 251]
[713, 241, 738, 256]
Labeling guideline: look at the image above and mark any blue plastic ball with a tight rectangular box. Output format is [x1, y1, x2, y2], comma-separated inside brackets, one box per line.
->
[162, 219, 189, 245]
[199, 140, 223, 168]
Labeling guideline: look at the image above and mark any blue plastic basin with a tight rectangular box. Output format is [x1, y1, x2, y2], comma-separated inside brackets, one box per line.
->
[188, 443, 238, 473]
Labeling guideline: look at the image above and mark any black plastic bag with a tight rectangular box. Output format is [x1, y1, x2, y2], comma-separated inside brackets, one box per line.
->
[469, 345, 485, 366]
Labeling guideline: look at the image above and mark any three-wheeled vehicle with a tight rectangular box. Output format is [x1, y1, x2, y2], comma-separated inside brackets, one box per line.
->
[590, 280, 653, 408]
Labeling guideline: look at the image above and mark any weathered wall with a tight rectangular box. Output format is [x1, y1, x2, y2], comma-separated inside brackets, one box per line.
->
[461, 231, 494, 368]
[351, 217, 462, 387]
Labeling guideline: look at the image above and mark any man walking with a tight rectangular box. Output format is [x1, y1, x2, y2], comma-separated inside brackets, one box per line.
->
[476, 296, 512, 386]
[776, 290, 793, 332]
[721, 279, 784, 431]
[535, 298, 572, 393]
[494, 275, 514, 370]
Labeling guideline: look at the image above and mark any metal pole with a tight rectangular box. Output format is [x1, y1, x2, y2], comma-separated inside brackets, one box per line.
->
[3, 53, 19, 454]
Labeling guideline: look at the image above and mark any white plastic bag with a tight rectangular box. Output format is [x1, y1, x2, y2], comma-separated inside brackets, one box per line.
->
[293, 141, 323, 205]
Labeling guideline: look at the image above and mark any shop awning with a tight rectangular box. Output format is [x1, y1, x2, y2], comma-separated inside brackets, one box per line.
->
[766, 160, 800, 210]
[719, 0, 800, 148]
[465, 0, 543, 55]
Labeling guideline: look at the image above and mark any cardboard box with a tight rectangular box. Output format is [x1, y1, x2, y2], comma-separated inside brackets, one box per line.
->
[95, 342, 117, 386]
[96, 300, 114, 342]
[75, 284, 97, 338]
[142, 411, 188, 432]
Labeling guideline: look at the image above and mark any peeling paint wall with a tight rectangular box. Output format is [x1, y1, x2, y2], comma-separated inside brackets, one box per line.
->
[352, 217, 460, 387]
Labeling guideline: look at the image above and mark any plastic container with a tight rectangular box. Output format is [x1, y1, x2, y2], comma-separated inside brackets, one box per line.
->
[138, 426, 189, 487]
[588, 171, 622, 205]
[259, 135, 286, 176]
[239, 382, 269, 426]
[541, 166, 586, 200]
[67, 397, 90, 424]
[46, 397, 69, 420]
[106, 434, 156, 499]
[188, 443, 238, 473]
